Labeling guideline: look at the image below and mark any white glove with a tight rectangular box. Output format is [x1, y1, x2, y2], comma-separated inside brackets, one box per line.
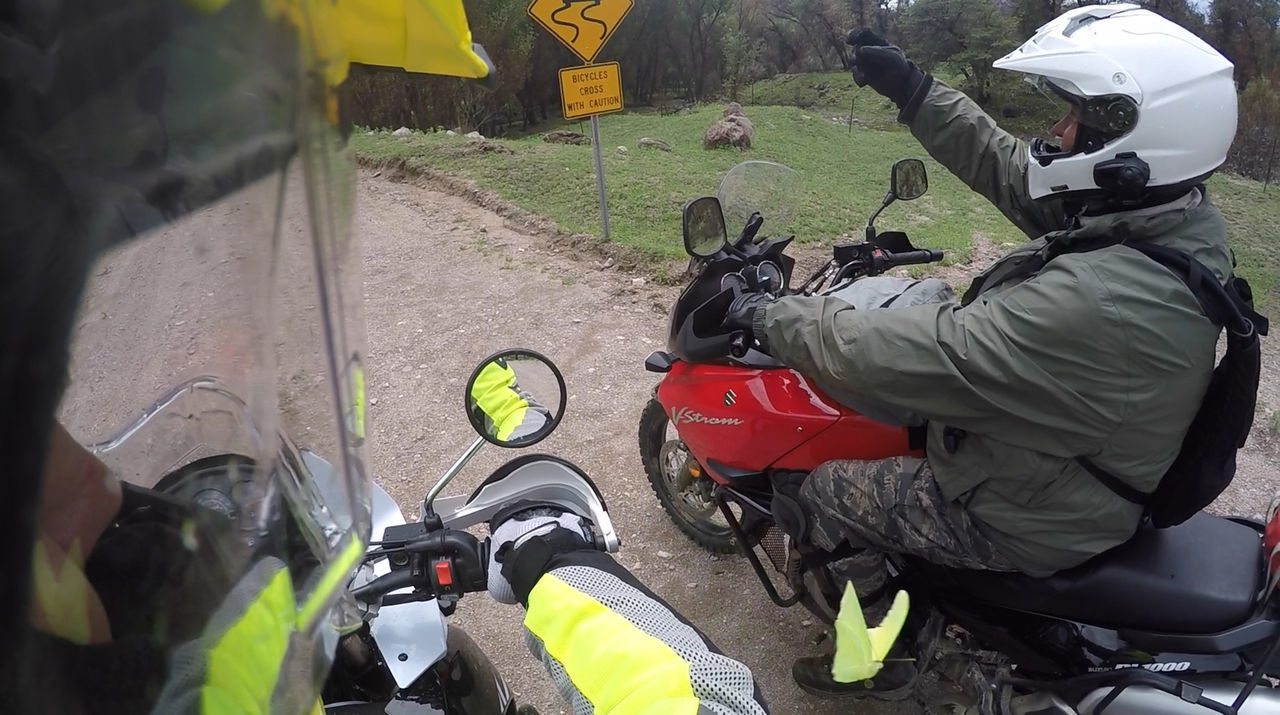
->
[487, 505, 589, 604]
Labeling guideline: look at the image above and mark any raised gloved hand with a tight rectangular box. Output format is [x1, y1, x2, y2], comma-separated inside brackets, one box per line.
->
[487, 502, 591, 604]
[845, 29, 931, 114]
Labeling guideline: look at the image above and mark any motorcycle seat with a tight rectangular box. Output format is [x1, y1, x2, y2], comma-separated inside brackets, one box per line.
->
[921, 513, 1263, 634]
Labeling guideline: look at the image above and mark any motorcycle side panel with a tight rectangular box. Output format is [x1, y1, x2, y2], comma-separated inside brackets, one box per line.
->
[772, 410, 915, 469]
[655, 361, 911, 480]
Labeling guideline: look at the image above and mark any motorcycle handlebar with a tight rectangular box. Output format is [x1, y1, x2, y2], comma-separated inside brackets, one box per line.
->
[352, 568, 415, 603]
[881, 249, 944, 267]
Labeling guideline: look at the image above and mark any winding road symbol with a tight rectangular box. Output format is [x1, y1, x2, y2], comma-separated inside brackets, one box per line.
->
[527, 0, 633, 63]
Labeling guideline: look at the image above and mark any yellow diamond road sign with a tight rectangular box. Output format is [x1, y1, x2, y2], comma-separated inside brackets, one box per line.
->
[559, 62, 624, 120]
[528, 0, 634, 64]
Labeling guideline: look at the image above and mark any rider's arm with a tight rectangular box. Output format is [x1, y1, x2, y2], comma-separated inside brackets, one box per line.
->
[505, 543, 769, 715]
[759, 258, 1126, 451]
[907, 81, 1068, 238]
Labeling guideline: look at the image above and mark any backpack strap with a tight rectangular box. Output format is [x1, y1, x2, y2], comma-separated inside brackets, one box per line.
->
[1076, 456, 1151, 505]
[1123, 242, 1268, 339]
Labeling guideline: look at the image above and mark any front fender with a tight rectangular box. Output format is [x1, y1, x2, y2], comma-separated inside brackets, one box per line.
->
[434, 627, 516, 715]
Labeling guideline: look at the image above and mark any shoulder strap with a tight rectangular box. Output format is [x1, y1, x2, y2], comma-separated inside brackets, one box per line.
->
[1123, 242, 1269, 338]
[1076, 456, 1151, 505]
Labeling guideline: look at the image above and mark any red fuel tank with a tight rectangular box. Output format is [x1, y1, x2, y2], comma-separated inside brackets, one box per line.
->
[655, 361, 913, 483]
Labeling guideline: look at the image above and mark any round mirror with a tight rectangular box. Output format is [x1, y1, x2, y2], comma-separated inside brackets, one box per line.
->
[682, 196, 728, 258]
[464, 349, 566, 448]
[891, 159, 928, 201]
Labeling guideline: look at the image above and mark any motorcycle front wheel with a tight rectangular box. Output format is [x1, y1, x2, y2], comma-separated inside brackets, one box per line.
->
[639, 398, 737, 553]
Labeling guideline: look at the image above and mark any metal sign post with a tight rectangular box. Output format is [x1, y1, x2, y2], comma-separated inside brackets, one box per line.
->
[529, 0, 632, 241]
[590, 115, 610, 237]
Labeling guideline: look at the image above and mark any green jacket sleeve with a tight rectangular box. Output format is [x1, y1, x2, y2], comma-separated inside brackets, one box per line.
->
[760, 259, 1127, 456]
[908, 81, 1068, 239]
[521, 550, 768, 715]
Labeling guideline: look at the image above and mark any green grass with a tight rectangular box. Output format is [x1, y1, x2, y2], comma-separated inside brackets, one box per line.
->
[355, 84, 1280, 309]
[737, 71, 890, 119]
[1208, 173, 1280, 310]
[353, 104, 1030, 265]
[744, 69, 1064, 134]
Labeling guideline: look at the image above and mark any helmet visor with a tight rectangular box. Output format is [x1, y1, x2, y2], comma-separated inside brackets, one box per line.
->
[1026, 75, 1139, 163]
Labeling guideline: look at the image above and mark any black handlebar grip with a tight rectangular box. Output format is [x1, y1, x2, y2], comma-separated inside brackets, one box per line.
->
[352, 568, 415, 603]
[884, 249, 944, 266]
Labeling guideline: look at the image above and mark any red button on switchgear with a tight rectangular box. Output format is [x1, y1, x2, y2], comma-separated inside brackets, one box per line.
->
[434, 561, 453, 588]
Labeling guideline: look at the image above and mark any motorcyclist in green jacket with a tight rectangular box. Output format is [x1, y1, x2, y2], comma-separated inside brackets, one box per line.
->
[727, 4, 1242, 700]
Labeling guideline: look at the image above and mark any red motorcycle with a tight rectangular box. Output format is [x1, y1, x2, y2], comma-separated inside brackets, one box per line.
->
[638, 160, 1280, 714]
[640, 158, 940, 613]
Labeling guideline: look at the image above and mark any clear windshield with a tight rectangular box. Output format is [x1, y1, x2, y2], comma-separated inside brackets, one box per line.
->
[716, 161, 802, 242]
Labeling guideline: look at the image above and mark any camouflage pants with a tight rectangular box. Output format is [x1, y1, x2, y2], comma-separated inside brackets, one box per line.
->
[800, 456, 1016, 609]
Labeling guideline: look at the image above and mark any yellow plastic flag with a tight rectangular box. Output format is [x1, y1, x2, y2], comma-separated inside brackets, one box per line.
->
[831, 583, 910, 683]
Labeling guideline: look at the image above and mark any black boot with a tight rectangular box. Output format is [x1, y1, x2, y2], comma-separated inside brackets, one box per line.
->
[792, 653, 917, 701]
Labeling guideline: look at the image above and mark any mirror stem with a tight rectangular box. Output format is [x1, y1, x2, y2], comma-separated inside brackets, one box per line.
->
[423, 436, 486, 516]
[864, 191, 895, 242]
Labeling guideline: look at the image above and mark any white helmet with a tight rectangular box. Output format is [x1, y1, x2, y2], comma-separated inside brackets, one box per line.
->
[993, 4, 1237, 201]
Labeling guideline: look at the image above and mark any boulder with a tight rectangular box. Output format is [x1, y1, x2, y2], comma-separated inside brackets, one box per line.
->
[543, 130, 589, 145]
[392, 127, 412, 137]
[703, 106, 754, 150]
[638, 137, 673, 152]
[465, 130, 484, 140]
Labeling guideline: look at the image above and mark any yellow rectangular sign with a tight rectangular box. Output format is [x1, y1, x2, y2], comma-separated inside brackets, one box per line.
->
[559, 63, 624, 121]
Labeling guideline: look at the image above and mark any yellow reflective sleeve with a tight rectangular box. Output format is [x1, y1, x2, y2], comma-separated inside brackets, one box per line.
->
[470, 362, 530, 440]
[30, 538, 108, 645]
[524, 574, 700, 715]
[333, 0, 491, 79]
[348, 362, 366, 443]
[296, 535, 365, 632]
[201, 567, 296, 714]
[831, 584, 909, 683]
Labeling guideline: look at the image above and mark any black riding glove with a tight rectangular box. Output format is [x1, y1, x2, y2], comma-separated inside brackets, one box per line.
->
[846, 29, 933, 122]
[723, 292, 774, 351]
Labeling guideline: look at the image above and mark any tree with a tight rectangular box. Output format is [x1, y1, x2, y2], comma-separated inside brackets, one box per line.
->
[681, 0, 733, 99]
[900, 0, 1019, 104]
[1012, 0, 1064, 37]
[1208, 0, 1280, 85]
[723, 0, 768, 99]
[1226, 77, 1280, 181]
[1131, 0, 1207, 34]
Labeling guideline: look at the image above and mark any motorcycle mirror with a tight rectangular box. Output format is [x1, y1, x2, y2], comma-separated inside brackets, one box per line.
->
[682, 196, 728, 258]
[464, 349, 567, 448]
[890, 158, 928, 201]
